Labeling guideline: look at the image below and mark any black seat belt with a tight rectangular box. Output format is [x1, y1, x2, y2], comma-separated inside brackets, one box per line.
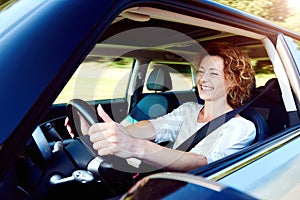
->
[175, 79, 276, 152]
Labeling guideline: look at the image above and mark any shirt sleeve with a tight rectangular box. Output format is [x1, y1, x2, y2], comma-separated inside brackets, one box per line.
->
[190, 117, 256, 164]
[150, 103, 191, 144]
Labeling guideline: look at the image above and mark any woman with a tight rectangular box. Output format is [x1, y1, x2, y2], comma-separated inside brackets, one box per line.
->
[74, 42, 256, 172]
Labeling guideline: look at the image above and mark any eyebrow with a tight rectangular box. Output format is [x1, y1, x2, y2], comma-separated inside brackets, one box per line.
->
[198, 66, 220, 72]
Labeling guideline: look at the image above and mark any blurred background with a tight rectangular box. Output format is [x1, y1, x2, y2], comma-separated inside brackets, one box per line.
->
[214, 0, 300, 34]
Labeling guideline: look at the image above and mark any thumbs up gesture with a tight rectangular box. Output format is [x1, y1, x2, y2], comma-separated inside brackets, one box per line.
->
[88, 105, 139, 159]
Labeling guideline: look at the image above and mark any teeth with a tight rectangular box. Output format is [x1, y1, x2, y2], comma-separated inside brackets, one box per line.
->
[201, 85, 212, 90]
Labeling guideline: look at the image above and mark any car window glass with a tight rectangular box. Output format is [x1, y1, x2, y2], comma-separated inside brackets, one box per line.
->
[248, 46, 276, 87]
[252, 60, 276, 87]
[143, 63, 195, 93]
[54, 57, 133, 104]
[284, 36, 300, 74]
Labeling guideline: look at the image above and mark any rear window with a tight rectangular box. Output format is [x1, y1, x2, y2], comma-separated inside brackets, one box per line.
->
[143, 63, 195, 93]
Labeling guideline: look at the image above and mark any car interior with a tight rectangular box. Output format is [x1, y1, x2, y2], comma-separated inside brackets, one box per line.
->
[47, 6, 293, 138]
[17, 5, 300, 199]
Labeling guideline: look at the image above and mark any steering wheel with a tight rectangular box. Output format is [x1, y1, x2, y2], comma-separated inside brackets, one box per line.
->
[66, 98, 102, 136]
[66, 99, 134, 166]
[66, 99, 140, 194]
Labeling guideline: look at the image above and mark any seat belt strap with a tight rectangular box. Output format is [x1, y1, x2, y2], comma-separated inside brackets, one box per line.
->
[175, 79, 276, 152]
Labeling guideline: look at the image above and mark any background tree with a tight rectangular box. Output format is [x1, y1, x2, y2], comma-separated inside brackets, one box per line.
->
[214, 0, 291, 21]
[214, 0, 300, 34]
[0, 0, 15, 11]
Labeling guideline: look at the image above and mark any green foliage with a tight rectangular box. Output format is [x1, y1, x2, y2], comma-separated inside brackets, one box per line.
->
[0, 0, 16, 11]
[214, 0, 291, 21]
[112, 58, 134, 66]
[214, 0, 300, 34]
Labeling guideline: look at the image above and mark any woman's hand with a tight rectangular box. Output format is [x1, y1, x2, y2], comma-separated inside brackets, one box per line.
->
[88, 105, 140, 159]
[64, 117, 75, 138]
[64, 111, 91, 138]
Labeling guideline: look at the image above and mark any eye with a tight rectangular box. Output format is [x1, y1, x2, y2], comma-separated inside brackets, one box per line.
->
[210, 69, 220, 76]
[196, 70, 204, 74]
[211, 72, 219, 76]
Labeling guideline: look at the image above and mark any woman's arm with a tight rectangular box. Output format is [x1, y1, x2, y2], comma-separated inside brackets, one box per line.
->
[125, 120, 156, 141]
[89, 121, 207, 172]
[134, 138, 208, 171]
[89, 104, 207, 172]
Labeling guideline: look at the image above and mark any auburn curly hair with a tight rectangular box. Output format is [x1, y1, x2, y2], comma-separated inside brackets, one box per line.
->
[194, 42, 255, 109]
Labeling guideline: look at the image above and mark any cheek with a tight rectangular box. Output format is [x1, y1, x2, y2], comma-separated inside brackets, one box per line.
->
[219, 84, 229, 96]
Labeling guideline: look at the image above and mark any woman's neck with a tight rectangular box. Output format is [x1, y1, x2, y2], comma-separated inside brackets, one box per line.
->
[198, 101, 233, 123]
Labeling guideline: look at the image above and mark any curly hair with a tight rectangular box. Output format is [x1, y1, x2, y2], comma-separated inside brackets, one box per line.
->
[194, 42, 255, 109]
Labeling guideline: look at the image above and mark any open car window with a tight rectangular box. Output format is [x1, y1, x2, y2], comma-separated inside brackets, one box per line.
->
[54, 57, 134, 104]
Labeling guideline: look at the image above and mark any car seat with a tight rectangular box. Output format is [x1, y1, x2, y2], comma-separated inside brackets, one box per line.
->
[240, 106, 270, 144]
[120, 66, 172, 125]
[238, 78, 291, 144]
[251, 78, 289, 134]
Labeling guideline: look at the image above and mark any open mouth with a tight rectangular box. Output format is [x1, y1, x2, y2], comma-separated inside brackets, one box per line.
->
[201, 85, 213, 91]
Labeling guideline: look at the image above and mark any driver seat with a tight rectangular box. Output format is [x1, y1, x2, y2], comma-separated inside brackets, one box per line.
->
[240, 106, 270, 144]
[121, 66, 172, 125]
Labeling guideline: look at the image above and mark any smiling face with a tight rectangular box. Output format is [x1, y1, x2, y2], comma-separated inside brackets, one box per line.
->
[196, 55, 231, 103]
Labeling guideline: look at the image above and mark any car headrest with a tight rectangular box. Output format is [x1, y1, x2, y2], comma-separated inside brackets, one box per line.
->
[255, 78, 281, 103]
[146, 67, 172, 92]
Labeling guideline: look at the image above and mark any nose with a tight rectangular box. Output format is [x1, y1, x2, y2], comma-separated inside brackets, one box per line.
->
[199, 71, 209, 82]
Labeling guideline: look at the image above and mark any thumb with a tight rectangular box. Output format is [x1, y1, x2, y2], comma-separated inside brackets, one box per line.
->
[97, 104, 113, 122]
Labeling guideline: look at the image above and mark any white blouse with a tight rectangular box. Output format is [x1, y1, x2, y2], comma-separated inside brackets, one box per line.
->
[150, 102, 256, 164]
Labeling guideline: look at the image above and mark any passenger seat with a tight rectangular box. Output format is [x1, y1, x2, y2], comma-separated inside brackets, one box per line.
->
[121, 66, 172, 125]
